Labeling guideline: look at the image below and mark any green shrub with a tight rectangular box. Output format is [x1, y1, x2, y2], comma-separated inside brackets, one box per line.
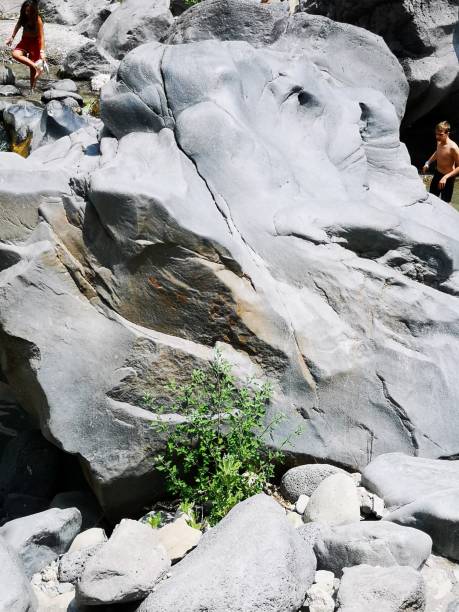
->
[147, 353, 287, 525]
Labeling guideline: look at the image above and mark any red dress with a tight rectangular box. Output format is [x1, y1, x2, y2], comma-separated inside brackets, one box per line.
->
[15, 31, 41, 62]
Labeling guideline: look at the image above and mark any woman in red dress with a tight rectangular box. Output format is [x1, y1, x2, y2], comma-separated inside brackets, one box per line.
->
[5, 0, 46, 91]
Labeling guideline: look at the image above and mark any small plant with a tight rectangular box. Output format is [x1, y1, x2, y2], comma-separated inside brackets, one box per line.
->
[147, 353, 291, 526]
[146, 512, 163, 529]
[178, 501, 202, 530]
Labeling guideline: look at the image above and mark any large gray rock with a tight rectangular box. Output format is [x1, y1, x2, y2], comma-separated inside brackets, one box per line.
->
[39, 0, 111, 26]
[299, 0, 459, 127]
[303, 474, 360, 525]
[76, 519, 170, 604]
[76, 4, 118, 40]
[362, 454, 459, 508]
[136, 494, 316, 612]
[0, 65, 15, 86]
[386, 489, 459, 562]
[32, 101, 89, 151]
[41, 90, 84, 107]
[314, 521, 432, 576]
[0, 536, 38, 612]
[50, 491, 102, 532]
[167, 0, 290, 46]
[0, 508, 81, 578]
[2, 0, 459, 518]
[2, 102, 42, 146]
[167, 0, 408, 119]
[60, 40, 118, 80]
[336, 564, 426, 612]
[280, 464, 346, 501]
[97, 0, 174, 60]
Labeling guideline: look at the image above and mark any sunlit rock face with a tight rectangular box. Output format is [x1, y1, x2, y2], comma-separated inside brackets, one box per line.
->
[0, 0, 458, 518]
[299, 0, 459, 127]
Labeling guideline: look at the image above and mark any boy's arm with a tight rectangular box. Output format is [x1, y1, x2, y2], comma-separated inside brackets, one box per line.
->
[422, 151, 437, 174]
[438, 147, 459, 188]
[5, 18, 21, 46]
[38, 17, 45, 59]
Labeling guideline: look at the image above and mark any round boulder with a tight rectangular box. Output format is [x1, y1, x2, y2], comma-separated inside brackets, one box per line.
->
[280, 464, 346, 502]
[303, 474, 360, 526]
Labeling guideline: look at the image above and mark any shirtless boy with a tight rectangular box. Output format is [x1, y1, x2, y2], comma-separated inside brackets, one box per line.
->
[422, 121, 459, 203]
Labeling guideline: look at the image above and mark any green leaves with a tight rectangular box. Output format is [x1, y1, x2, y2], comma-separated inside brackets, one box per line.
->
[149, 352, 282, 525]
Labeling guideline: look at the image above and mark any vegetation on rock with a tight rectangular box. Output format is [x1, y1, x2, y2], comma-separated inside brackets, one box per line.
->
[146, 354, 287, 525]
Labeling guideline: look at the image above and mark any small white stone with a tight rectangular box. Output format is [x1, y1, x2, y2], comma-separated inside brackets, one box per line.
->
[314, 570, 335, 595]
[358, 487, 385, 518]
[90, 73, 111, 93]
[286, 511, 303, 528]
[350, 472, 362, 486]
[304, 583, 335, 612]
[68, 527, 107, 553]
[295, 494, 309, 515]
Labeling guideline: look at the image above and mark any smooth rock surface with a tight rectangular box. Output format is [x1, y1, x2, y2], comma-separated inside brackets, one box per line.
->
[0, 536, 38, 612]
[300, 0, 459, 127]
[39, 0, 111, 25]
[76, 519, 170, 604]
[386, 489, 459, 561]
[336, 564, 426, 612]
[136, 494, 316, 612]
[281, 464, 346, 501]
[363, 454, 459, 508]
[314, 520, 432, 576]
[156, 516, 202, 563]
[0, 508, 82, 578]
[303, 474, 360, 525]
[2, 0, 459, 517]
[50, 492, 102, 533]
[41, 90, 84, 106]
[60, 40, 118, 80]
[98, 0, 174, 60]
[67, 528, 107, 553]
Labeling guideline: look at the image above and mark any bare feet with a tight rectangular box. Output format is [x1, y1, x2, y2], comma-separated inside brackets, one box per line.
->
[31, 63, 43, 90]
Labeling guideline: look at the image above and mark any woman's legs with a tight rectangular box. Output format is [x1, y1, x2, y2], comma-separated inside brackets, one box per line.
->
[12, 49, 39, 89]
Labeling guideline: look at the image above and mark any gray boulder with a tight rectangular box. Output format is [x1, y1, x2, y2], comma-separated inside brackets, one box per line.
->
[280, 464, 346, 501]
[0, 536, 38, 612]
[0, 85, 20, 97]
[314, 521, 432, 576]
[60, 40, 118, 80]
[303, 474, 360, 525]
[0, 508, 82, 577]
[0, 65, 15, 85]
[58, 544, 103, 585]
[2, 0, 459, 519]
[45, 79, 78, 93]
[362, 454, 459, 508]
[32, 101, 89, 151]
[167, 0, 290, 46]
[2, 102, 42, 145]
[50, 491, 102, 532]
[97, 0, 174, 60]
[76, 4, 119, 40]
[336, 564, 426, 612]
[167, 0, 407, 119]
[39, 0, 111, 26]
[76, 519, 170, 604]
[385, 489, 459, 562]
[299, 0, 459, 127]
[136, 494, 316, 612]
[41, 90, 83, 107]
